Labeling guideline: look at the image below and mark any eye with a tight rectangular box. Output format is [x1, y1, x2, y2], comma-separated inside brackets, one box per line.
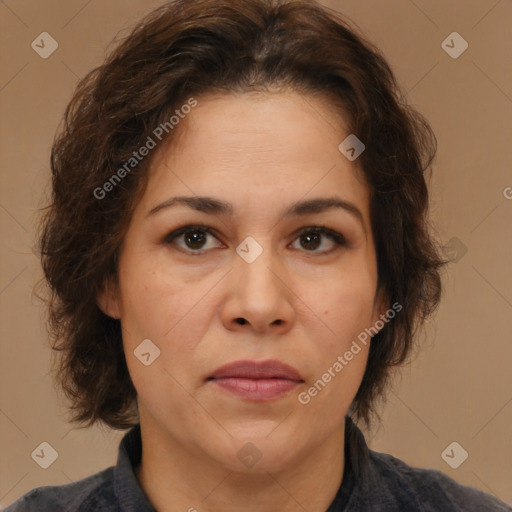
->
[290, 226, 347, 254]
[163, 224, 347, 256]
[163, 225, 223, 255]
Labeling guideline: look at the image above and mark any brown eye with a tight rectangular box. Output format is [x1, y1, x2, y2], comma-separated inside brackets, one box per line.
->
[163, 225, 222, 254]
[183, 229, 208, 249]
[164, 224, 346, 256]
[300, 231, 322, 250]
[291, 227, 347, 254]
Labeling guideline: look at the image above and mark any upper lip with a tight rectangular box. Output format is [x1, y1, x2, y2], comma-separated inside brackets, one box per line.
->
[209, 359, 304, 382]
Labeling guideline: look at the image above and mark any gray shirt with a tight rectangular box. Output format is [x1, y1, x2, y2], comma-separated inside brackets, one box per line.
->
[5, 417, 510, 511]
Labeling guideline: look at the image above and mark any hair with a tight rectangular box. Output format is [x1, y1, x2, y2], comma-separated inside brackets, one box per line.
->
[38, 0, 448, 430]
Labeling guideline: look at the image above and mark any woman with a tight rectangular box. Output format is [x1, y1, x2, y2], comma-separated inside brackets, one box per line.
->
[7, 0, 510, 510]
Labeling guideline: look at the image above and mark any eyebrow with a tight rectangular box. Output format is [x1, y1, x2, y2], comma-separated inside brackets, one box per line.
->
[147, 195, 366, 233]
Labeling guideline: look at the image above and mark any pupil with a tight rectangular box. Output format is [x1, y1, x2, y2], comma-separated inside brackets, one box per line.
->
[302, 232, 320, 250]
[185, 230, 206, 249]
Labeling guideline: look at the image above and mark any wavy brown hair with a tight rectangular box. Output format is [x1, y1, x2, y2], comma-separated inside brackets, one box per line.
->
[38, 0, 448, 430]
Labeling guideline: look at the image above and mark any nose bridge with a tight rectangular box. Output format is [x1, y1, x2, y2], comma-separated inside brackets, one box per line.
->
[228, 235, 294, 328]
[236, 236, 280, 296]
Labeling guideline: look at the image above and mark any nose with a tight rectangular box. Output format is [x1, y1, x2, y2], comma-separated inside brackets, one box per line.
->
[220, 244, 295, 335]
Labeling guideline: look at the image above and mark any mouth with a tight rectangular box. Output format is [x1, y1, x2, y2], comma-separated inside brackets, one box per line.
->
[207, 359, 304, 401]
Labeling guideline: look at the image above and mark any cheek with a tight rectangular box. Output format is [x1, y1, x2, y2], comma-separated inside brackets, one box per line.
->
[303, 268, 376, 335]
[118, 252, 195, 334]
[300, 284, 372, 414]
[118, 253, 218, 381]
[295, 268, 376, 387]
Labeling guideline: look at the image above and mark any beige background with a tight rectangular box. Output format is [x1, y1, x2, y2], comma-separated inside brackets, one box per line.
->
[1, 0, 511, 508]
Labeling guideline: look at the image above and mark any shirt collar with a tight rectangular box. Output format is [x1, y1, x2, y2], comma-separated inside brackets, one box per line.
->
[113, 416, 368, 511]
[326, 415, 368, 510]
[114, 423, 156, 511]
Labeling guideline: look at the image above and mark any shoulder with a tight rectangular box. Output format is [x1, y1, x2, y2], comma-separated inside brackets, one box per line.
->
[3, 467, 118, 512]
[367, 449, 511, 511]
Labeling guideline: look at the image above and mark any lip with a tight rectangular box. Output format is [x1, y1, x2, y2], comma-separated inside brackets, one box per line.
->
[207, 359, 304, 401]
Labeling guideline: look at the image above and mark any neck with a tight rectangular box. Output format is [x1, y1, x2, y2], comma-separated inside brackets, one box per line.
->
[136, 419, 346, 512]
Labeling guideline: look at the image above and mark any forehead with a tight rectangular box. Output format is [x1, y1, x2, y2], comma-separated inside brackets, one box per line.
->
[139, 91, 370, 219]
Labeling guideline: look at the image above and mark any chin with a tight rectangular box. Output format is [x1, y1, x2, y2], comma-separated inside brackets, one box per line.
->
[209, 431, 307, 475]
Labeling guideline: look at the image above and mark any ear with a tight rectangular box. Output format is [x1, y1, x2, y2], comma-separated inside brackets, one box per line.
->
[96, 276, 121, 319]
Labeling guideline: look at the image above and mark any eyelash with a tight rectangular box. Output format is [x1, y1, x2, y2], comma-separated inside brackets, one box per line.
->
[162, 224, 347, 256]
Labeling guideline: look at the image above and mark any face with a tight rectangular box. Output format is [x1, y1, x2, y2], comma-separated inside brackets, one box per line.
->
[98, 90, 387, 473]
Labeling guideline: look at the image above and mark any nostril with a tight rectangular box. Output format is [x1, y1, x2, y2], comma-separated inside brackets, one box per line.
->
[235, 318, 247, 325]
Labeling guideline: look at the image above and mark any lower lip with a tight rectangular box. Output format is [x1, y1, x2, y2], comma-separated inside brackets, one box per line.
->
[211, 377, 301, 401]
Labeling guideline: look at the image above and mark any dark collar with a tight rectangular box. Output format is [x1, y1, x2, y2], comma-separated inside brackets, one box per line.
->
[113, 416, 367, 511]
[114, 423, 156, 511]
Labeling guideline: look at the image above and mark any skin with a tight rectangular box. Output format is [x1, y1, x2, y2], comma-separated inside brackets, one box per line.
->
[98, 90, 388, 512]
